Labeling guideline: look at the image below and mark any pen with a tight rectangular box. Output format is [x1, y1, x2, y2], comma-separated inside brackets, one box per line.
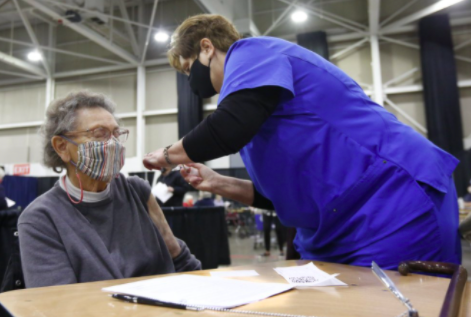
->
[111, 294, 203, 311]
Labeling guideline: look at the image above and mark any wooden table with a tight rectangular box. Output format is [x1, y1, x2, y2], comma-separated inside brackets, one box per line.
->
[0, 260, 470, 317]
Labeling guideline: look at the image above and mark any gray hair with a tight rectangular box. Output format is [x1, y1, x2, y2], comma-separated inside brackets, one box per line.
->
[41, 91, 120, 173]
[0, 167, 5, 180]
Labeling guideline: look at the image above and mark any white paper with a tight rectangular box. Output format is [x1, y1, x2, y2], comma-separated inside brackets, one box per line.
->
[151, 182, 173, 203]
[210, 270, 259, 278]
[6, 197, 15, 208]
[103, 274, 292, 308]
[274, 262, 347, 287]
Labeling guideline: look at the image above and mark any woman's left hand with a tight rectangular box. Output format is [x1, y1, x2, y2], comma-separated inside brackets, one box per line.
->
[143, 148, 169, 171]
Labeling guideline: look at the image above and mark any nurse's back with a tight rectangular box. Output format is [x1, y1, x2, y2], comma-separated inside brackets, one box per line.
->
[228, 36, 457, 210]
[225, 37, 460, 268]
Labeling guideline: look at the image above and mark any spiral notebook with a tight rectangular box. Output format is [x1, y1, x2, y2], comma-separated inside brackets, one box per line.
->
[102, 274, 293, 308]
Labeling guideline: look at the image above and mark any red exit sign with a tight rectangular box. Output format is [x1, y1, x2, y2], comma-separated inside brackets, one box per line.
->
[13, 164, 30, 176]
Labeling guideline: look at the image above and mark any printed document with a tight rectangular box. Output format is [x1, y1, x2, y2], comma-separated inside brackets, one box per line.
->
[274, 262, 347, 287]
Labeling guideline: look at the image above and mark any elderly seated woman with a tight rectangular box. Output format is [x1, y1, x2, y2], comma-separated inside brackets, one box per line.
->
[18, 91, 201, 288]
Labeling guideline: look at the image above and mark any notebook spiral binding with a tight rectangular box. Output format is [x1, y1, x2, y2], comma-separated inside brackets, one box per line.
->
[192, 306, 323, 317]
[191, 306, 409, 317]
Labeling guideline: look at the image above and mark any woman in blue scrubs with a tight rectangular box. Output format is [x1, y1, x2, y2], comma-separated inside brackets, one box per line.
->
[144, 14, 461, 269]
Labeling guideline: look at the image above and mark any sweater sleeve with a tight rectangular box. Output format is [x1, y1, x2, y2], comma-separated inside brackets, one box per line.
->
[18, 222, 77, 288]
[173, 239, 202, 272]
[127, 175, 152, 207]
[182, 86, 282, 163]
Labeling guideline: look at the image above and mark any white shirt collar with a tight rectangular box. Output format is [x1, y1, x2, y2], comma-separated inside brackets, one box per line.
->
[59, 175, 110, 203]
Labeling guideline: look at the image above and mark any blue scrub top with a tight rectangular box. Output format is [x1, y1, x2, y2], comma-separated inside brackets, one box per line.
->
[218, 37, 460, 268]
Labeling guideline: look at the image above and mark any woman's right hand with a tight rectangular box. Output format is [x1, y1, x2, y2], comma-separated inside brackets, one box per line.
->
[180, 163, 220, 192]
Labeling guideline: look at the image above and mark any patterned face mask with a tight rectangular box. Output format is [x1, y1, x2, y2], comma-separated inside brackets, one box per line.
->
[63, 136, 126, 183]
[60, 136, 125, 204]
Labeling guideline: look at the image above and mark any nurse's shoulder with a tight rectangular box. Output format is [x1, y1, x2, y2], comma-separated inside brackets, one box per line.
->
[226, 36, 294, 58]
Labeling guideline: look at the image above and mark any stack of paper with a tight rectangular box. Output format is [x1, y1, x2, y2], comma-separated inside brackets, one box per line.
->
[103, 274, 292, 308]
[274, 262, 347, 287]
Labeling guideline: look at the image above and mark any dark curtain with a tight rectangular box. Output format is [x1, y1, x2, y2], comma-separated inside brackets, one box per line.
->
[419, 14, 466, 195]
[162, 206, 230, 269]
[296, 31, 329, 60]
[0, 207, 24, 293]
[2, 176, 38, 210]
[37, 177, 59, 197]
[177, 72, 203, 139]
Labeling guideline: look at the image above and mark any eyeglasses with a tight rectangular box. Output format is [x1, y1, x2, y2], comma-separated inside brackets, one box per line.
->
[64, 126, 129, 143]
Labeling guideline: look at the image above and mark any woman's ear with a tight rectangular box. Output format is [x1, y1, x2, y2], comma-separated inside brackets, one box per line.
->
[51, 136, 71, 163]
[199, 38, 215, 59]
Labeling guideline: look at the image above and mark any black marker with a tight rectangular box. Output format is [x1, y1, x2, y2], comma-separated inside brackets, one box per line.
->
[111, 294, 203, 311]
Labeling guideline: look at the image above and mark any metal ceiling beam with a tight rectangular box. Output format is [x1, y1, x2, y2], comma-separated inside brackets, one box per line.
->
[384, 97, 427, 134]
[330, 37, 369, 60]
[118, 0, 140, 56]
[275, 16, 471, 44]
[29, 9, 56, 27]
[12, 0, 50, 76]
[0, 36, 126, 65]
[0, 0, 11, 10]
[379, 0, 420, 27]
[140, 0, 158, 64]
[455, 38, 471, 50]
[368, 0, 383, 106]
[381, 35, 471, 65]
[53, 57, 168, 79]
[263, 0, 298, 36]
[0, 51, 46, 78]
[194, 0, 234, 21]
[382, 0, 465, 32]
[0, 69, 43, 80]
[368, 0, 381, 34]
[383, 67, 419, 88]
[308, 1, 367, 30]
[35, 0, 160, 32]
[23, 0, 139, 66]
[277, 0, 366, 34]
[196, 0, 260, 36]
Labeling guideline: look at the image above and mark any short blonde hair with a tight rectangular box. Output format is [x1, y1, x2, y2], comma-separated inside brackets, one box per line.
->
[168, 14, 241, 72]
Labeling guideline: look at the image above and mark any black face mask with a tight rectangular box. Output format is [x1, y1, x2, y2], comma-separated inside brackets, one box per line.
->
[188, 58, 217, 98]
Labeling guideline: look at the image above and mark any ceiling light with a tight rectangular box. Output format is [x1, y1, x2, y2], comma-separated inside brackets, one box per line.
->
[433, 0, 464, 11]
[440, 0, 464, 6]
[291, 10, 308, 23]
[27, 50, 42, 62]
[154, 31, 169, 43]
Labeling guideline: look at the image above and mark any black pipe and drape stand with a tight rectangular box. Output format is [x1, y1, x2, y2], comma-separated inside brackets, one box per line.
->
[177, 72, 203, 139]
[419, 14, 469, 196]
[296, 31, 329, 61]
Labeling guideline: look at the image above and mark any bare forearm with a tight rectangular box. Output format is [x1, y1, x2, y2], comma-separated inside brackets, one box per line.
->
[211, 175, 254, 206]
[147, 194, 181, 258]
[167, 139, 193, 165]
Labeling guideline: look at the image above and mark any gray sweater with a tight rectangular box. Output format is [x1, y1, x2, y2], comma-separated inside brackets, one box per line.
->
[18, 174, 201, 288]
